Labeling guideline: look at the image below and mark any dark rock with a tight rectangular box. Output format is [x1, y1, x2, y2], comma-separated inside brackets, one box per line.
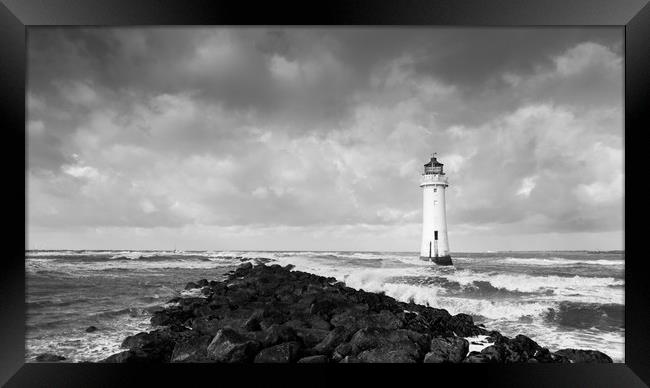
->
[307, 315, 332, 331]
[309, 298, 340, 320]
[150, 308, 193, 327]
[297, 355, 329, 363]
[207, 328, 260, 363]
[533, 347, 570, 363]
[254, 341, 302, 363]
[191, 316, 226, 336]
[332, 343, 353, 362]
[85, 326, 98, 333]
[244, 310, 263, 331]
[179, 297, 208, 312]
[197, 279, 209, 287]
[35, 353, 66, 362]
[424, 337, 469, 363]
[108, 263, 614, 364]
[313, 326, 355, 355]
[463, 351, 495, 363]
[511, 334, 541, 355]
[447, 313, 485, 337]
[120, 328, 189, 362]
[554, 349, 613, 363]
[339, 355, 361, 363]
[357, 348, 417, 363]
[170, 335, 212, 362]
[233, 262, 253, 277]
[347, 328, 429, 362]
[474, 345, 505, 363]
[294, 328, 330, 348]
[330, 308, 402, 331]
[184, 282, 199, 290]
[201, 287, 212, 296]
[261, 324, 299, 347]
[284, 319, 308, 330]
[192, 303, 214, 317]
[121, 332, 158, 350]
[208, 295, 230, 309]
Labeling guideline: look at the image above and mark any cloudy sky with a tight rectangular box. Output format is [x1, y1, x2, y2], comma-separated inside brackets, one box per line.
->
[27, 27, 624, 251]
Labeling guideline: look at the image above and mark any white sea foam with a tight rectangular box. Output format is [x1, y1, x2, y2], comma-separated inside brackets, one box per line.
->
[465, 335, 492, 353]
[449, 268, 624, 288]
[485, 320, 625, 362]
[26, 313, 152, 363]
[26, 256, 240, 275]
[498, 257, 623, 266]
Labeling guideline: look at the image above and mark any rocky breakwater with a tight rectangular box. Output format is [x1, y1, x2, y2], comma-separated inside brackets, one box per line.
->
[101, 263, 613, 363]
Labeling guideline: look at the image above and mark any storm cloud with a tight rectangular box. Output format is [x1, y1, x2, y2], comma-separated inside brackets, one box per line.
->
[27, 27, 623, 251]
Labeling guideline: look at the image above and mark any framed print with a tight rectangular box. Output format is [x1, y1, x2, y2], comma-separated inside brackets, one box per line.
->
[1, 0, 648, 386]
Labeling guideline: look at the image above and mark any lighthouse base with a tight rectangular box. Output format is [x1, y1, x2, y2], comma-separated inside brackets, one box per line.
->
[420, 255, 453, 266]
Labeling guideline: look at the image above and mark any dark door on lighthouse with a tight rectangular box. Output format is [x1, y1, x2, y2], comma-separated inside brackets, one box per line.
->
[434, 231, 439, 257]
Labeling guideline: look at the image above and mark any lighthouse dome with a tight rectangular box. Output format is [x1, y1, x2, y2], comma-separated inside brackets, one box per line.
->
[424, 154, 444, 174]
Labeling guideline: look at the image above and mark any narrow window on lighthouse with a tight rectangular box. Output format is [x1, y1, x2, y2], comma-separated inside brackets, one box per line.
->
[434, 200, 438, 206]
[434, 188, 437, 192]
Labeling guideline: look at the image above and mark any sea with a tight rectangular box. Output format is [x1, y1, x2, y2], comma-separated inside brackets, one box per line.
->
[25, 250, 625, 362]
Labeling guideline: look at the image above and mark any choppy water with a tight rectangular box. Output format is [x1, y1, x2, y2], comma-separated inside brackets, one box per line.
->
[25, 250, 624, 362]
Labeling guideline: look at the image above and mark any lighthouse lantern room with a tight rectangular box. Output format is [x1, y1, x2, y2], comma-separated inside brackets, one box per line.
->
[420, 153, 452, 265]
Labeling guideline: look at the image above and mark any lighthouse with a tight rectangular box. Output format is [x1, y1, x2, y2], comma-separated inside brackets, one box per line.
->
[420, 153, 452, 265]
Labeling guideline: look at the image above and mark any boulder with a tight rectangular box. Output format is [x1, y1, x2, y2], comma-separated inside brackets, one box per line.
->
[233, 262, 253, 277]
[447, 313, 485, 337]
[179, 297, 208, 312]
[150, 308, 193, 327]
[254, 341, 302, 363]
[201, 287, 212, 296]
[307, 315, 332, 331]
[554, 349, 613, 363]
[120, 328, 191, 362]
[313, 326, 355, 354]
[206, 328, 260, 363]
[532, 347, 571, 363]
[170, 335, 212, 362]
[463, 351, 496, 363]
[191, 316, 227, 336]
[244, 310, 263, 332]
[330, 309, 402, 331]
[424, 337, 469, 363]
[294, 328, 330, 348]
[348, 328, 429, 360]
[197, 279, 209, 287]
[261, 324, 300, 347]
[357, 348, 417, 363]
[510, 334, 541, 356]
[85, 326, 98, 333]
[184, 282, 199, 290]
[309, 298, 341, 320]
[480, 345, 506, 362]
[121, 331, 160, 350]
[332, 343, 353, 362]
[192, 303, 214, 317]
[284, 319, 308, 330]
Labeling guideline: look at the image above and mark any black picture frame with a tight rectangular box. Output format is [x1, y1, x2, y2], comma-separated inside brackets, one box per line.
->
[1, 0, 648, 386]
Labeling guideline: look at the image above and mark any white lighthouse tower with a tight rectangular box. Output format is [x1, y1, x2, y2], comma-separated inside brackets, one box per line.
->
[420, 153, 452, 265]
